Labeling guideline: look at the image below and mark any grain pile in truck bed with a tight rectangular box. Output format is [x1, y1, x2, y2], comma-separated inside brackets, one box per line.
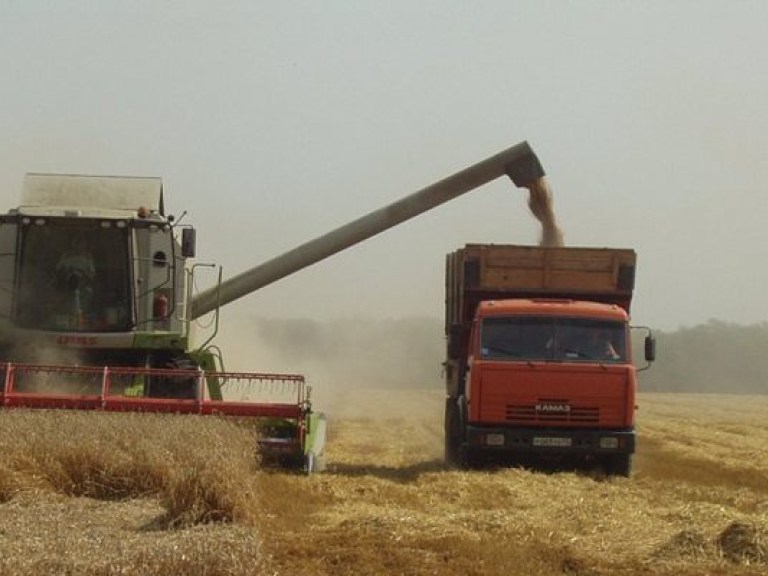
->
[1, 391, 767, 575]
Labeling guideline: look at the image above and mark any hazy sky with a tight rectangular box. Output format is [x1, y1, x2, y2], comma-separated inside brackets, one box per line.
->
[2, 2, 767, 332]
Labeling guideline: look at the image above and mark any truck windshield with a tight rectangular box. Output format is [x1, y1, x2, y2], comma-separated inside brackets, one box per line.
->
[15, 219, 132, 332]
[480, 316, 627, 363]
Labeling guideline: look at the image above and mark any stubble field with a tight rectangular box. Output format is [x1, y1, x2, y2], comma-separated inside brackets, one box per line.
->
[0, 390, 766, 575]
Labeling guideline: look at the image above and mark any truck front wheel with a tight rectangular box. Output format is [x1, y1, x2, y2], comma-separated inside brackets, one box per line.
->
[604, 453, 632, 477]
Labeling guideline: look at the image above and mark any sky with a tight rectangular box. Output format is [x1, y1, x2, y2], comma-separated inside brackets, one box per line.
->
[1, 1, 767, 333]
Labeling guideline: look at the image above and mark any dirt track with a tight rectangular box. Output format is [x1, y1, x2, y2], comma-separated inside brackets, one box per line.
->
[1, 391, 767, 575]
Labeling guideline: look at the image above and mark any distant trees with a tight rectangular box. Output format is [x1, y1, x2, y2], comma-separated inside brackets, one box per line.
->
[638, 320, 768, 394]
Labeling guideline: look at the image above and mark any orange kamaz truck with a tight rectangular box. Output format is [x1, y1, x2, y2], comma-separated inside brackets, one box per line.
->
[444, 244, 654, 475]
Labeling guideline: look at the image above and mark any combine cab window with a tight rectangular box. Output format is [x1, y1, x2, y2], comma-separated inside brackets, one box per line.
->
[15, 220, 132, 332]
[481, 316, 627, 363]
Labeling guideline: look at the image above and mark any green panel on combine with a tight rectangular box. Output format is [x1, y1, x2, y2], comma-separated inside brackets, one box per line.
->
[304, 412, 328, 473]
[132, 332, 188, 350]
[187, 348, 224, 401]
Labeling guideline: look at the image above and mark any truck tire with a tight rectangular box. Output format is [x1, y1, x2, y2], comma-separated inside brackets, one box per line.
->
[605, 453, 632, 477]
[444, 399, 466, 468]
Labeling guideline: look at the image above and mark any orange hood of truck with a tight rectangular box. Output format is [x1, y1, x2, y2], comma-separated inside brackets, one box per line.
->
[469, 361, 636, 428]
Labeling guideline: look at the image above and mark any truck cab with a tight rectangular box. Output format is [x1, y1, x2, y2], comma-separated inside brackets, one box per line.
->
[465, 299, 637, 474]
[444, 244, 653, 475]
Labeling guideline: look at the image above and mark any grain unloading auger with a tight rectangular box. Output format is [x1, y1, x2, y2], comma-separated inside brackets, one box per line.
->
[0, 141, 545, 472]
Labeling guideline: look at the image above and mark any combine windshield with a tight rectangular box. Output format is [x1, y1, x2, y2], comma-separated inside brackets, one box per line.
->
[480, 316, 627, 363]
[15, 219, 132, 332]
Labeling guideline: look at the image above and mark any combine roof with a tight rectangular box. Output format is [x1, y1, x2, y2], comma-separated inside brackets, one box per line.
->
[18, 174, 164, 218]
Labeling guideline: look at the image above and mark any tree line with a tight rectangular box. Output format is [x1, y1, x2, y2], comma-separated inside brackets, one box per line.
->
[638, 320, 768, 394]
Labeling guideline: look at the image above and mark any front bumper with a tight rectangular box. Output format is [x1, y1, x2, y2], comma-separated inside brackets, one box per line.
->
[466, 425, 635, 455]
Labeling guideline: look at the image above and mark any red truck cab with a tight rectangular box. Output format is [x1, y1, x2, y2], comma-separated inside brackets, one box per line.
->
[444, 245, 654, 475]
[465, 299, 636, 474]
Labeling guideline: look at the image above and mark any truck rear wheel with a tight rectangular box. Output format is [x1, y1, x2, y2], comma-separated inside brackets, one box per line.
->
[444, 399, 465, 468]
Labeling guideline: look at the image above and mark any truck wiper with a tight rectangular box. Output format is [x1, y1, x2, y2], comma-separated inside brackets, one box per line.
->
[483, 345, 516, 357]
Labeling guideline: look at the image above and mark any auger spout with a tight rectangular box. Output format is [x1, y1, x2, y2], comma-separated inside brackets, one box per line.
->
[190, 141, 544, 319]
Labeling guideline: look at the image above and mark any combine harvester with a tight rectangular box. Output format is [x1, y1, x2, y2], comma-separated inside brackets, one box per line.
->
[0, 142, 545, 472]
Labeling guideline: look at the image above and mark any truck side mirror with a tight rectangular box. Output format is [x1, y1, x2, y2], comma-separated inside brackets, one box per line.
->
[181, 228, 196, 258]
[644, 335, 656, 363]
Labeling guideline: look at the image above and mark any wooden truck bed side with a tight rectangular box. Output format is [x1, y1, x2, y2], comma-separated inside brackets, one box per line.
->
[446, 244, 636, 331]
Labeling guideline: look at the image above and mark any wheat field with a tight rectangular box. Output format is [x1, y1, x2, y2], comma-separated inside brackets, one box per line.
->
[0, 390, 766, 575]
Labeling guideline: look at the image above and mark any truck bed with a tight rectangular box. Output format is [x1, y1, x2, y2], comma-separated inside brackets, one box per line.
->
[445, 244, 636, 331]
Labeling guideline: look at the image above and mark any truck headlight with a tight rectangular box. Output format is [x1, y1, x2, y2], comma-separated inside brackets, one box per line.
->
[599, 437, 619, 449]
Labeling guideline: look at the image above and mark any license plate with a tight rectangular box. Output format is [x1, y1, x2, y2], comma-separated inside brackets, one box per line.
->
[485, 433, 505, 446]
[532, 436, 572, 447]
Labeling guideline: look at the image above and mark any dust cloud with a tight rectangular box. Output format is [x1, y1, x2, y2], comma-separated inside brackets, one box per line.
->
[0, 333, 98, 394]
[214, 315, 444, 418]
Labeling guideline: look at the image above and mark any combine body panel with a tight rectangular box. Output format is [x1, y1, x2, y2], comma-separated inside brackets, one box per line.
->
[445, 244, 646, 475]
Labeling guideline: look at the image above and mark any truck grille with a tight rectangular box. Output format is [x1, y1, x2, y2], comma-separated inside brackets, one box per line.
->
[506, 402, 600, 424]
